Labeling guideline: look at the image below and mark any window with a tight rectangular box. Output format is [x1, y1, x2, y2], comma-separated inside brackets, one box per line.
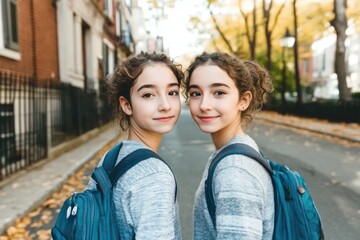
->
[116, 9, 122, 36]
[102, 41, 115, 79]
[322, 52, 326, 71]
[103, 44, 109, 78]
[122, 22, 131, 46]
[303, 58, 309, 74]
[1, 0, 19, 51]
[104, 0, 113, 18]
[125, 0, 132, 8]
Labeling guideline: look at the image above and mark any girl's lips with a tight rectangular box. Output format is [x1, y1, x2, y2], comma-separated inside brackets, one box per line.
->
[198, 116, 218, 122]
[154, 116, 174, 122]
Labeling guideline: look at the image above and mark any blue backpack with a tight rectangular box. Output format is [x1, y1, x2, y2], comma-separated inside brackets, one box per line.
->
[51, 143, 174, 240]
[205, 143, 325, 240]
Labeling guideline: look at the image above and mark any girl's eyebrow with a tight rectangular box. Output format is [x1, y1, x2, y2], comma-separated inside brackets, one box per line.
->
[169, 83, 180, 87]
[137, 84, 155, 92]
[188, 84, 200, 89]
[137, 82, 179, 92]
[189, 83, 230, 89]
[210, 83, 230, 88]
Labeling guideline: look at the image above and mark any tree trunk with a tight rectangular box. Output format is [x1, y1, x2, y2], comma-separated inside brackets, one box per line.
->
[262, 0, 272, 72]
[261, 0, 285, 75]
[293, 0, 302, 104]
[250, 0, 257, 60]
[207, 2, 236, 55]
[281, 47, 287, 106]
[331, 0, 352, 102]
[239, 0, 257, 60]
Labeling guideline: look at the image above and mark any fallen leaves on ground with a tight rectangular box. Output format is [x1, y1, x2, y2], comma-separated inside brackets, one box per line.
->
[0, 139, 119, 240]
[256, 111, 360, 148]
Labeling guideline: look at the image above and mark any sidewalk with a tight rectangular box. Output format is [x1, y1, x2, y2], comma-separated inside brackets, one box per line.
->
[255, 111, 360, 144]
[0, 111, 359, 235]
[255, 111, 360, 196]
[0, 124, 123, 235]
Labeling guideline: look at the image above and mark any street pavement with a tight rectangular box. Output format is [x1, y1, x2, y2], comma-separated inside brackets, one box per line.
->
[0, 110, 359, 237]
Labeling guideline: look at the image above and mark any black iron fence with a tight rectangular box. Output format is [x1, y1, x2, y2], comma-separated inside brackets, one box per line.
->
[264, 97, 360, 123]
[0, 72, 110, 181]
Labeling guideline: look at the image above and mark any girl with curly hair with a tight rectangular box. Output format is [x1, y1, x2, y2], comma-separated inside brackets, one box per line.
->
[183, 51, 274, 239]
[89, 52, 183, 239]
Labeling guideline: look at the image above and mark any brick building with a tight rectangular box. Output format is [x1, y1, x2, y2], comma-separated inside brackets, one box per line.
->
[0, 0, 59, 79]
[0, 0, 138, 85]
[0, 0, 140, 180]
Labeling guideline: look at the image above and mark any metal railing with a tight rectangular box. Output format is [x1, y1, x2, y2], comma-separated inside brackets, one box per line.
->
[0, 72, 111, 180]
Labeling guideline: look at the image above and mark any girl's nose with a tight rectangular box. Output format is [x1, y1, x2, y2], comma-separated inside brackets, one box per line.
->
[199, 96, 212, 111]
[158, 96, 171, 111]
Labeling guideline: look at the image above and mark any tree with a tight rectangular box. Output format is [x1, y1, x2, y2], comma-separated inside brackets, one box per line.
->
[292, 0, 302, 104]
[262, 0, 285, 72]
[206, 0, 261, 58]
[330, 0, 352, 102]
[186, 0, 360, 102]
[207, 1, 237, 54]
[239, 0, 257, 60]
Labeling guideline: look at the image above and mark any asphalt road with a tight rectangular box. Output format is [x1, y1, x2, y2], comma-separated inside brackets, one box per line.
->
[160, 108, 360, 240]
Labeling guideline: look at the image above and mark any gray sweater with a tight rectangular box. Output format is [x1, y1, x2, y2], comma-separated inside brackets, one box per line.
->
[193, 134, 274, 240]
[88, 140, 182, 240]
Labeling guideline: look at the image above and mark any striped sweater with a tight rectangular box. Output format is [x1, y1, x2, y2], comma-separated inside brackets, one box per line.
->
[193, 134, 274, 240]
[88, 140, 182, 240]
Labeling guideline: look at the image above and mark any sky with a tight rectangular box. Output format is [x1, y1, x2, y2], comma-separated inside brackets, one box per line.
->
[161, 0, 203, 58]
[138, 0, 208, 61]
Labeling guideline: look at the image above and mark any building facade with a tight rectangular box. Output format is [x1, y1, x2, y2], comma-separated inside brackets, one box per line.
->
[0, 0, 140, 179]
[0, 0, 59, 79]
[56, 0, 106, 89]
[312, 31, 360, 99]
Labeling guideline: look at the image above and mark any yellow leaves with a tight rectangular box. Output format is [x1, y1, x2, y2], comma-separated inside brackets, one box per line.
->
[14, 218, 31, 229]
[0, 139, 119, 239]
[6, 227, 21, 236]
[36, 230, 51, 240]
[29, 210, 52, 228]
[256, 110, 360, 148]
[41, 199, 57, 209]
[5, 226, 30, 240]
[28, 209, 41, 218]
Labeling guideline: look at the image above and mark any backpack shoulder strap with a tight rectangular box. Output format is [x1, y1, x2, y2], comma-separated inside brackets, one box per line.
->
[109, 148, 178, 199]
[91, 143, 123, 193]
[205, 143, 273, 227]
[109, 148, 162, 185]
[103, 143, 123, 174]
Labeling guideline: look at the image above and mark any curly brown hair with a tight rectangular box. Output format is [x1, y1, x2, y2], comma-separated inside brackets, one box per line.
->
[106, 52, 184, 131]
[183, 51, 273, 128]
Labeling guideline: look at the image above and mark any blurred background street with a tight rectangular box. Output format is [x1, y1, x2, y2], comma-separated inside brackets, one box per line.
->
[1, 109, 359, 240]
[1, 0, 360, 239]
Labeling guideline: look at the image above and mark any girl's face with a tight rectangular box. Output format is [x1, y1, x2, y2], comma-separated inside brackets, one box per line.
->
[188, 65, 247, 136]
[121, 63, 181, 135]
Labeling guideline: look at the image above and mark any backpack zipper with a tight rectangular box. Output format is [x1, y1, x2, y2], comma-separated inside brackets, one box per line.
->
[74, 193, 95, 239]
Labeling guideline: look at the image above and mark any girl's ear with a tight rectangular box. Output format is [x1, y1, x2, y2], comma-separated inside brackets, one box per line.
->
[238, 91, 252, 111]
[119, 96, 132, 115]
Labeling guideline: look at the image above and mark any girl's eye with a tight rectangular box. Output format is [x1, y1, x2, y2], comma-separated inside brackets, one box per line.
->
[142, 93, 154, 98]
[214, 90, 226, 96]
[189, 91, 201, 97]
[169, 90, 179, 96]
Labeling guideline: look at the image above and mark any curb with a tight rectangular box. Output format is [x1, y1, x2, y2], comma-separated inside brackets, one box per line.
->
[255, 116, 360, 144]
[0, 124, 123, 235]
